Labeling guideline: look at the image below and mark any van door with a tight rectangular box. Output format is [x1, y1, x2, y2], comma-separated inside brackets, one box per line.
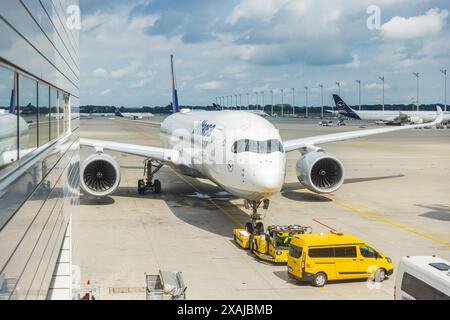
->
[308, 247, 338, 280]
[357, 245, 381, 278]
[333, 246, 359, 279]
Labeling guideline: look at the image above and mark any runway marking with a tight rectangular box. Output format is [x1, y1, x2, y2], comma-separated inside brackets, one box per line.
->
[168, 168, 245, 228]
[331, 198, 450, 248]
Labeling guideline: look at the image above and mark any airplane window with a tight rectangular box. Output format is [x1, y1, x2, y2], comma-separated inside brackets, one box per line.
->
[50, 88, 58, 140]
[232, 139, 284, 154]
[19, 75, 38, 156]
[38, 84, 50, 146]
[0, 66, 18, 170]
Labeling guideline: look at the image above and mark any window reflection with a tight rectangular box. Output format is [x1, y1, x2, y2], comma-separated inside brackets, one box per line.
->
[0, 66, 18, 169]
[50, 88, 58, 140]
[58, 91, 64, 136]
[38, 84, 50, 146]
[19, 75, 38, 156]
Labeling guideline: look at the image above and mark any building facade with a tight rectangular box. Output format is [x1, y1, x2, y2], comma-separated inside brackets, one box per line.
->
[0, 0, 79, 300]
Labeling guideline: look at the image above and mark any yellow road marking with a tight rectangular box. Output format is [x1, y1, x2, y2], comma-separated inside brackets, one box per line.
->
[332, 199, 450, 248]
[168, 168, 245, 228]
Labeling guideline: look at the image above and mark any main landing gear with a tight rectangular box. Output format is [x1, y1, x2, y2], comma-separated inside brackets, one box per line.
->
[243, 199, 270, 235]
[138, 159, 163, 195]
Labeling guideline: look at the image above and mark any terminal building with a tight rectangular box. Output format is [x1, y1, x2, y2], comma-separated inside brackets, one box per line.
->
[0, 1, 80, 299]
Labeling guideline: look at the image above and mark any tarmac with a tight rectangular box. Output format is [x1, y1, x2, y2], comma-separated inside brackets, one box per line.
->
[74, 115, 450, 300]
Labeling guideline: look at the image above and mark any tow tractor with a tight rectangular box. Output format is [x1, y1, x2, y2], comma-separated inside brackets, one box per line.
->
[234, 224, 312, 264]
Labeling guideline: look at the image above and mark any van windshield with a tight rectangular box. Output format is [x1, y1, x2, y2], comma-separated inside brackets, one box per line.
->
[289, 245, 302, 259]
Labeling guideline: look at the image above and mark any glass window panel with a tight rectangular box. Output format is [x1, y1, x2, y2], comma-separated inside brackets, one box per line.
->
[64, 93, 70, 132]
[58, 91, 64, 136]
[50, 88, 58, 140]
[0, 67, 18, 169]
[38, 84, 50, 146]
[19, 75, 38, 156]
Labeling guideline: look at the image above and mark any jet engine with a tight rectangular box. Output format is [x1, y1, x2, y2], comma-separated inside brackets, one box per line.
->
[296, 150, 345, 194]
[80, 152, 121, 197]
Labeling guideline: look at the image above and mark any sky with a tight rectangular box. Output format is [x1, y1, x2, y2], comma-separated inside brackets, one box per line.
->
[79, 0, 450, 108]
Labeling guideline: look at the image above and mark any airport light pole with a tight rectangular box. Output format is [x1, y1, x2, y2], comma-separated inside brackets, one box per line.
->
[441, 69, 447, 112]
[356, 80, 361, 110]
[319, 84, 324, 119]
[379, 76, 385, 111]
[256, 92, 259, 110]
[413, 72, 419, 113]
[235, 94, 238, 110]
[335, 82, 341, 115]
[291, 88, 295, 116]
[246, 93, 250, 110]
[261, 91, 265, 113]
[239, 94, 242, 110]
[304, 86, 309, 118]
[281, 89, 284, 117]
[271, 89, 274, 116]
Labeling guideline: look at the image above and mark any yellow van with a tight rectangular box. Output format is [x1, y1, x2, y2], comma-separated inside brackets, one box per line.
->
[287, 232, 394, 287]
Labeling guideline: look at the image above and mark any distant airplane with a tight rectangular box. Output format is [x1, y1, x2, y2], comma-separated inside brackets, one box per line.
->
[113, 107, 154, 120]
[333, 95, 450, 125]
[80, 55, 443, 233]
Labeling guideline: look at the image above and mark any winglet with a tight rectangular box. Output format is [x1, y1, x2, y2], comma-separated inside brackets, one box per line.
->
[433, 106, 444, 125]
[171, 54, 180, 113]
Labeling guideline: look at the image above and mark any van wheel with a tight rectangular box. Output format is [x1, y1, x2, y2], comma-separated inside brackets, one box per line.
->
[375, 269, 386, 282]
[312, 273, 327, 287]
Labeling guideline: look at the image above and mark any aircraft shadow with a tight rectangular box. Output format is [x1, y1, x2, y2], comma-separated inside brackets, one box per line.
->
[417, 204, 450, 222]
[282, 174, 405, 202]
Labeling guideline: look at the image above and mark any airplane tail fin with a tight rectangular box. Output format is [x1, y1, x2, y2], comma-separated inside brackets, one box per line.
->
[9, 89, 15, 114]
[171, 54, 180, 113]
[332, 94, 361, 120]
[113, 107, 124, 117]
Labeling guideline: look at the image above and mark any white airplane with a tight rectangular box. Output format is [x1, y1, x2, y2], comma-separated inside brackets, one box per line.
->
[80, 55, 444, 233]
[113, 107, 154, 120]
[334, 95, 450, 125]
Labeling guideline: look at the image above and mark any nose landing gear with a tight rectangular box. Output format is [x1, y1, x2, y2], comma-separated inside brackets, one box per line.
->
[138, 159, 163, 195]
[244, 199, 270, 235]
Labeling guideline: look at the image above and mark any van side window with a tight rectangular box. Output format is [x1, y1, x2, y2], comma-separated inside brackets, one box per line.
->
[360, 246, 377, 258]
[401, 272, 449, 300]
[289, 245, 302, 259]
[334, 247, 357, 258]
[309, 248, 334, 258]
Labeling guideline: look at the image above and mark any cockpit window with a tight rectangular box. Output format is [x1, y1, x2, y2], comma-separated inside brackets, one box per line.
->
[232, 139, 284, 154]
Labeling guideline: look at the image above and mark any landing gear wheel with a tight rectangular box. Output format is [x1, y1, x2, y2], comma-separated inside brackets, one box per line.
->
[312, 273, 327, 287]
[255, 222, 264, 235]
[245, 223, 254, 234]
[138, 180, 145, 195]
[154, 179, 162, 194]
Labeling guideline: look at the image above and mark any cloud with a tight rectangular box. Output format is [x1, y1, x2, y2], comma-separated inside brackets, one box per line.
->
[93, 68, 108, 77]
[100, 89, 111, 96]
[111, 61, 140, 79]
[195, 81, 223, 90]
[364, 83, 391, 90]
[381, 8, 449, 40]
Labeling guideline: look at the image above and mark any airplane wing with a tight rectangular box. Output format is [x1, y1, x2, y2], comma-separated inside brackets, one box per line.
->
[283, 107, 443, 153]
[80, 138, 179, 164]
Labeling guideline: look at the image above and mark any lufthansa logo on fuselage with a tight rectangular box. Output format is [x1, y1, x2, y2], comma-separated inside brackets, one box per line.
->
[194, 120, 217, 137]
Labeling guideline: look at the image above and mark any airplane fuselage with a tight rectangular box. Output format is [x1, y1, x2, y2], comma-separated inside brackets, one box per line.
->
[160, 111, 286, 201]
